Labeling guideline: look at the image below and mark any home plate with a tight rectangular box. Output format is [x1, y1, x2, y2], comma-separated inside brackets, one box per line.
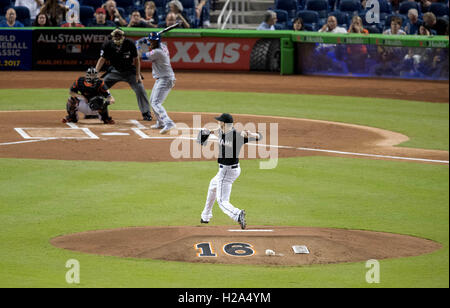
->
[101, 132, 130, 136]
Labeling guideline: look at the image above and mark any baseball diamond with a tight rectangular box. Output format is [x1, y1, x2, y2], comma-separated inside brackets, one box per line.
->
[0, 70, 448, 288]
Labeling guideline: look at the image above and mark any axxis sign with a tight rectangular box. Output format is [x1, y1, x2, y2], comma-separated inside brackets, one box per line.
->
[136, 37, 259, 71]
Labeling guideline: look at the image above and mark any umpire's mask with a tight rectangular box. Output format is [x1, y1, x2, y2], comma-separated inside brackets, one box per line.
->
[111, 28, 125, 46]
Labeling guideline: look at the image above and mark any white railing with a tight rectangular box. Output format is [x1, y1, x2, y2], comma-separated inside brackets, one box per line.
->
[217, 0, 233, 29]
[217, 0, 250, 29]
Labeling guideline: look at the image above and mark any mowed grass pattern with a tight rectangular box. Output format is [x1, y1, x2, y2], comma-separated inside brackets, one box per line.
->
[0, 89, 448, 287]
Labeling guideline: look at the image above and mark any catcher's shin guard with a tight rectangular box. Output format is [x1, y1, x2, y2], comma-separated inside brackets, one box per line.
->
[63, 97, 79, 123]
[99, 107, 114, 124]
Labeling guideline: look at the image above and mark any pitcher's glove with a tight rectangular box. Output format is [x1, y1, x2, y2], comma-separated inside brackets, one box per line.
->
[89, 96, 108, 111]
[197, 129, 211, 146]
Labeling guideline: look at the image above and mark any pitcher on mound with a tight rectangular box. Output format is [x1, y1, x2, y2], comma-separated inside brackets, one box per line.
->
[198, 113, 263, 229]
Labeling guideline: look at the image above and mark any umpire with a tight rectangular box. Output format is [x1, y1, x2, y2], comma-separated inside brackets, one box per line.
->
[95, 28, 152, 121]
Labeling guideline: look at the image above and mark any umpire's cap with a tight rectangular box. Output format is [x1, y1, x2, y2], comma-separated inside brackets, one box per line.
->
[215, 113, 233, 124]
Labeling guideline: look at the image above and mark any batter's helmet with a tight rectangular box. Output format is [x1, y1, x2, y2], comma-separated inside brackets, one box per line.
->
[148, 32, 161, 42]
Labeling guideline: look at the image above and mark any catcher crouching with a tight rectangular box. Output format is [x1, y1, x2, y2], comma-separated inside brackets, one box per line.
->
[62, 67, 116, 124]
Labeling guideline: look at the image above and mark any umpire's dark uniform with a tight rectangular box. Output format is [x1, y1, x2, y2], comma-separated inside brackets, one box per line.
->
[96, 32, 152, 120]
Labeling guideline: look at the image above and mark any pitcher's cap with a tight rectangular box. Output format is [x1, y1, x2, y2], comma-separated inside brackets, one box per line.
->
[215, 113, 233, 123]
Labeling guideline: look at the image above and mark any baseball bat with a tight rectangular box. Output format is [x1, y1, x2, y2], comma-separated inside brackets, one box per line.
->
[157, 22, 182, 36]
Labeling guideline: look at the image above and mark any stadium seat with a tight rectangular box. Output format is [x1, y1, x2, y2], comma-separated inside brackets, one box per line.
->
[79, 5, 95, 26]
[79, 0, 104, 10]
[297, 10, 320, 30]
[12, 6, 30, 26]
[115, 0, 135, 14]
[0, 0, 11, 15]
[329, 10, 350, 28]
[297, 0, 307, 11]
[179, 0, 195, 9]
[365, 24, 381, 33]
[430, 2, 449, 18]
[275, 0, 298, 19]
[273, 9, 289, 29]
[306, 0, 329, 25]
[398, 1, 421, 16]
[338, 0, 362, 16]
[378, 0, 393, 14]
[153, 0, 167, 12]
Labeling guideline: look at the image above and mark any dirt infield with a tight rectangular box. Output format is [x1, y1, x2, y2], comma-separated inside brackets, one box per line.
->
[0, 71, 448, 103]
[0, 111, 448, 164]
[50, 226, 441, 266]
[2, 71, 448, 266]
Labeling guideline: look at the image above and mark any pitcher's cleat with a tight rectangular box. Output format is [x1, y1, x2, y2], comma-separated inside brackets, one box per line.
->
[238, 210, 246, 230]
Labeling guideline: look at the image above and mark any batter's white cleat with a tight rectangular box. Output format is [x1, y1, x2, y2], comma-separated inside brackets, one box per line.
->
[151, 122, 163, 129]
[160, 123, 176, 134]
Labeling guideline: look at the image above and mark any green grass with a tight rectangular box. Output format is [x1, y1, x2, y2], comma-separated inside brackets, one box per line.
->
[0, 89, 448, 150]
[0, 89, 448, 288]
[0, 157, 448, 288]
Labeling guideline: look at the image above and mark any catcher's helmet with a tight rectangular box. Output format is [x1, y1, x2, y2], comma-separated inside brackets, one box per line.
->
[86, 67, 98, 83]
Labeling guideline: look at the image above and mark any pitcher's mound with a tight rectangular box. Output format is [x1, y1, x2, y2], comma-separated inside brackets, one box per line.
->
[50, 226, 441, 266]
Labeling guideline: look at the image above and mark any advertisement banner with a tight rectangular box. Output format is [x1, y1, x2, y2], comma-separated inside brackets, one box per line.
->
[0, 29, 32, 71]
[296, 42, 449, 80]
[131, 36, 262, 71]
[32, 29, 111, 70]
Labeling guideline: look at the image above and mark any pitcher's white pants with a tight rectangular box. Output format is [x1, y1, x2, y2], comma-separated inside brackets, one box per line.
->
[201, 164, 242, 222]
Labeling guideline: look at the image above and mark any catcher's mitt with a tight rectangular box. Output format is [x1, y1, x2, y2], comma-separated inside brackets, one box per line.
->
[89, 96, 108, 111]
[196, 129, 211, 146]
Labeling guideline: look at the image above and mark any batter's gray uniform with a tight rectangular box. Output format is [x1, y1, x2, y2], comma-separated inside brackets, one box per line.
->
[141, 43, 175, 128]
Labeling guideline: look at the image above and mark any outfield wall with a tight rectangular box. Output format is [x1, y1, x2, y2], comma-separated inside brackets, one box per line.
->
[0, 27, 448, 80]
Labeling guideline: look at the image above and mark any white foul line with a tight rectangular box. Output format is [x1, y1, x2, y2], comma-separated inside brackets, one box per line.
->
[131, 127, 150, 139]
[0, 138, 57, 146]
[129, 120, 146, 130]
[295, 147, 449, 164]
[228, 229, 274, 232]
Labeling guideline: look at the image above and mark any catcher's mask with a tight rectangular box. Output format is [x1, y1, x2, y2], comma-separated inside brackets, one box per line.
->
[85, 67, 98, 84]
[111, 28, 125, 46]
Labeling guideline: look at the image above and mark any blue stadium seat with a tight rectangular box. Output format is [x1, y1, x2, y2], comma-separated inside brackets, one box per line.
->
[179, 0, 195, 9]
[398, 1, 421, 16]
[430, 2, 449, 18]
[79, 5, 95, 26]
[115, 0, 135, 14]
[306, 0, 329, 25]
[275, 0, 298, 19]
[0, 0, 11, 15]
[79, 0, 104, 10]
[338, 0, 362, 16]
[297, 10, 320, 30]
[273, 9, 289, 29]
[12, 6, 30, 26]
[365, 24, 381, 33]
[378, 0, 393, 14]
